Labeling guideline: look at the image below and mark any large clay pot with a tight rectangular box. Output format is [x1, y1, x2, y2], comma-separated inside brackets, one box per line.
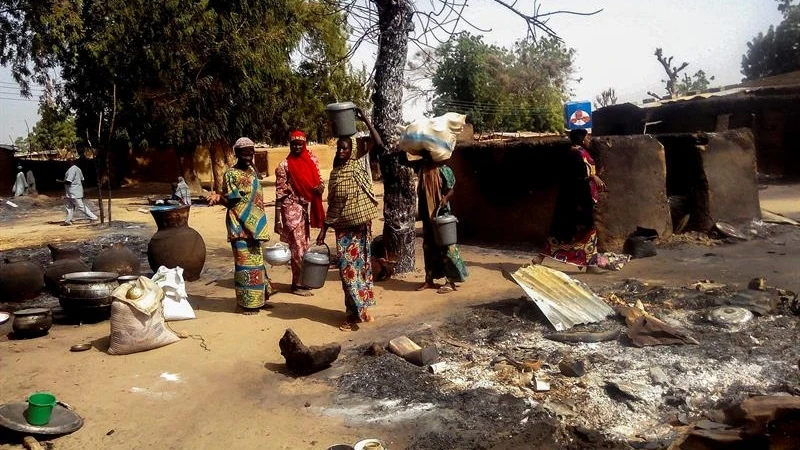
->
[44, 244, 90, 293]
[48, 244, 81, 261]
[92, 242, 140, 275]
[0, 257, 44, 302]
[147, 205, 206, 281]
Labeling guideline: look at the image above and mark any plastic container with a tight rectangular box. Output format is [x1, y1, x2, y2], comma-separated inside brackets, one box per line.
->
[433, 213, 458, 247]
[301, 244, 331, 289]
[26, 392, 56, 425]
[325, 102, 357, 137]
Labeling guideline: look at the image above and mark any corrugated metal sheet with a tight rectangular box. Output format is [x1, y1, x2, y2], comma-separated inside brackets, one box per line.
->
[510, 265, 615, 331]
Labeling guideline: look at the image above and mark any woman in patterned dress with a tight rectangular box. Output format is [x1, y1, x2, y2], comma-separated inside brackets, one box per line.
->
[414, 153, 468, 294]
[545, 129, 606, 266]
[206, 137, 272, 315]
[275, 130, 325, 296]
[316, 110, 379, 330]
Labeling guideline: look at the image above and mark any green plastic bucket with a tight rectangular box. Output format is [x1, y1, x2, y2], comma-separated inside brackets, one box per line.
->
[26, 392, 57, 426]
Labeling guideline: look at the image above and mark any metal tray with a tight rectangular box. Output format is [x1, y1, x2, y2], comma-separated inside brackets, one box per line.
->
[0, 402, 83, 435]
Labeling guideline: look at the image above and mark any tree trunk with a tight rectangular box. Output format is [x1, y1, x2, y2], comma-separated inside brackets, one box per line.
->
[373, 0, 416, 274]
[176, 143, 201, 192]
[209, 140, 230, 192]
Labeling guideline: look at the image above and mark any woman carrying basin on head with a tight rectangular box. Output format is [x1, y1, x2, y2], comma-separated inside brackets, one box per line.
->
[316, 108, 378, 330]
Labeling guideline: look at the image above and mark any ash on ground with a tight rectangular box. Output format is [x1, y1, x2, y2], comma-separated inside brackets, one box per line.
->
[328, 280, 799, 449]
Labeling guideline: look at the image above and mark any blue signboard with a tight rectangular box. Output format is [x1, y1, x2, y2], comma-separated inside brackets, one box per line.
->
[564, 101, 592, 130]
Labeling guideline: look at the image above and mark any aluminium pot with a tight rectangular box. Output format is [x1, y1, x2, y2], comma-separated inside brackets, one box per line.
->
[12, 308, 53, 339]
[263, 243, 291, 266]
[58, 272, 120, 321]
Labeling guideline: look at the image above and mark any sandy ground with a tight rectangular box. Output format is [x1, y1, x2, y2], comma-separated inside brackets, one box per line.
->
[0, 174, 799, 449]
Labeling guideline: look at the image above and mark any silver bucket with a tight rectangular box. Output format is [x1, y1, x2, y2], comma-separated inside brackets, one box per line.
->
[433, 210, 458, 247]
[325, 102, 357, 137]
[301, 244, 331, 289]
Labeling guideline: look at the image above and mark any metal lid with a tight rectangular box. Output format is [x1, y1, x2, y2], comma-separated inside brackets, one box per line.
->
[303, 249, 330, 265]
[325, 102, 356, 112]
[62, 272, 120, 283]
[13, 308, 51, 316]
[434, 214, 458, 225]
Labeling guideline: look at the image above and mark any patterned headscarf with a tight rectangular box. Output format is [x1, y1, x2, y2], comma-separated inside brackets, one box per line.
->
[233, 137, 255, 150]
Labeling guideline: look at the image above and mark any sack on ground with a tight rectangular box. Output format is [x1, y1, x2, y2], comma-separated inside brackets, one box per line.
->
[108, 276, 180, 355]
[397, 112, 466, 162]
[151, 265, 195, 321]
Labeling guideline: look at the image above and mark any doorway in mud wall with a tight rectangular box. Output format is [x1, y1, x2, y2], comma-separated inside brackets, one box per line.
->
[656, 134, 711, 233]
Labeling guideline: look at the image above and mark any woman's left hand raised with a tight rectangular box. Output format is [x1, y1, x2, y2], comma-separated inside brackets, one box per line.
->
[206, 191, 222, 206]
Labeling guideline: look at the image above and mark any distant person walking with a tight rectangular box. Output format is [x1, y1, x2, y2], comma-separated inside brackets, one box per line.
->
[275, 130, 325, 296]
[57, 155, 98, 226]
[12, 166, 27, 197]
[25, 168, 37, 195]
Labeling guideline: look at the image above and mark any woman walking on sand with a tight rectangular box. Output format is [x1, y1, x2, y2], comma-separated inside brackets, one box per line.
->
[316, 110, 378, 330]
[413, 153, 468, 294]
[275, 130, 326, 296]
[206, 137, 272, 315]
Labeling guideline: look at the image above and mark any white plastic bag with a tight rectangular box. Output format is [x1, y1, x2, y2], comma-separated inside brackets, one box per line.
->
[151, 266, 196, 321]
[397, 112, 466, 162]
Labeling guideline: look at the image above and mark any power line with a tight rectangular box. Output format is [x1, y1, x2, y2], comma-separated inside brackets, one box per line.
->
[0, 96, 39, 102]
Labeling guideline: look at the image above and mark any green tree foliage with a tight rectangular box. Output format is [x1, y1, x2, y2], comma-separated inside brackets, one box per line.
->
[430, 33, 574, 133]
[0, 0, 367, 188]
[741, 0, 800, 79]
[675, 70, 715, 95]
[28, 102, 77, 152]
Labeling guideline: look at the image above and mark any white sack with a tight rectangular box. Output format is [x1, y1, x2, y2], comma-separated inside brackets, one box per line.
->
[109, 277, 180, 355]
[397, 112, 466, 162]
[152, 266, 196, 321]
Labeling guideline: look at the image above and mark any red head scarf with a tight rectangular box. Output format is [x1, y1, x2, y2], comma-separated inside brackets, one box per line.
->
[286, 130, 325, 227]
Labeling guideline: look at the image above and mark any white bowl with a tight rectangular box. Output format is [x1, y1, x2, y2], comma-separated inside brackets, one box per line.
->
[354, 439, 385, 450]
[0, 311, 9, 325]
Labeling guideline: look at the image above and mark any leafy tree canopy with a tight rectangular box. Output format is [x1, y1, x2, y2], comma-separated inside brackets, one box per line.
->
[0, 0, 368, 150]
[741, 0, 800, 80]
[430, 32, 574, 133]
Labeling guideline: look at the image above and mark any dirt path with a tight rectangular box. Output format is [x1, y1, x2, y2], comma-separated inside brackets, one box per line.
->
[0, 181, 798, 449]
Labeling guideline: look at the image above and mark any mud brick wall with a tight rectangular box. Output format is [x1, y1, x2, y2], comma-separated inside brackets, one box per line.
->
[448, 138, 570, 247]
[702, 129, 761, 225]
[593, 135, 672, 252]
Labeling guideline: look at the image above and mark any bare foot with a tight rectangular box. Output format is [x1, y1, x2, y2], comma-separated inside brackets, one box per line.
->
[362, 312, 375, 323]
[291, 285, 314, 297]
[236, 305, 260, 315]
[416, 282, 437, 291]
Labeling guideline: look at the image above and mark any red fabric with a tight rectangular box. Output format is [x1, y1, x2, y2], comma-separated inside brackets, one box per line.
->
[287, 131, 325, 228]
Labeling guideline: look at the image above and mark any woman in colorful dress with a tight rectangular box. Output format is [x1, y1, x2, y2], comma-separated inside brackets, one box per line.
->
[413, 153, 468, 294]
[316, 110, 379, 330]
[544, 129, 606, 266]
[275, 130, 325, 296]
[206, 137, 272, 315]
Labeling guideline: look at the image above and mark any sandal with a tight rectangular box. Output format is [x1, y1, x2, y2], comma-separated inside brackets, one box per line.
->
[339, 322, 355, 331]
[436, 285, 455, 294]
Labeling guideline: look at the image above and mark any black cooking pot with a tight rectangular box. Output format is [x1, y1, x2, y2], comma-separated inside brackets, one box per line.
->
[58, 272, 120, 321]
[12, 308, 53, 338]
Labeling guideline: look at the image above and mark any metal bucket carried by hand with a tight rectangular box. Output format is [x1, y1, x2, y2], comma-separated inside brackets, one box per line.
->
[433, 207, 458, 247]
[301, 244, 331, 289]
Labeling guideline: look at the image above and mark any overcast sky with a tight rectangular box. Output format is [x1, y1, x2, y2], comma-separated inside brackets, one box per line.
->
[0, 0, 785, 143]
